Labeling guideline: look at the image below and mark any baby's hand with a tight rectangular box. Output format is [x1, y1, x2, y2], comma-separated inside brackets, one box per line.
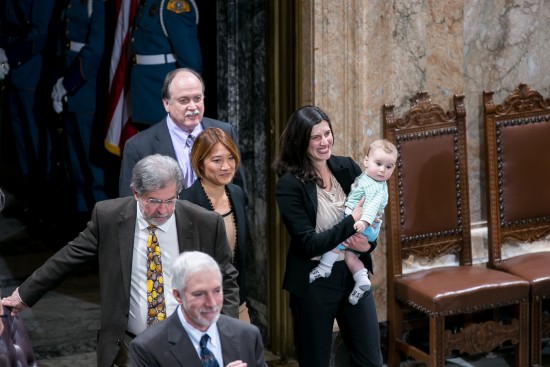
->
[354, 221, 366, 232]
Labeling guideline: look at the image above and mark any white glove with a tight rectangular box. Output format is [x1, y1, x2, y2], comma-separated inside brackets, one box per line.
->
[51, 77, 67, 114]
[52, 99, 63, 114]
[0, 48, 9, 80]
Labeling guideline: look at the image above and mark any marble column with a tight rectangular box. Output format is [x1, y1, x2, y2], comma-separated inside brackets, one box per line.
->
[217, 0, 269, 336]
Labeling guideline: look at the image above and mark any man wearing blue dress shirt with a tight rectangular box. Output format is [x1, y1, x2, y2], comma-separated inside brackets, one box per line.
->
[119, 68, 247, 199]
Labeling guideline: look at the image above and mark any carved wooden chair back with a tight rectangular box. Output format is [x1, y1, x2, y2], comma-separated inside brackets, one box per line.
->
[383, 92, 530, 367]
[483, 82, 550, 367]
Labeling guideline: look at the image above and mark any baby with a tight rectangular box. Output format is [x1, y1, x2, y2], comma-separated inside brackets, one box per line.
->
[310, 139, 397, 304]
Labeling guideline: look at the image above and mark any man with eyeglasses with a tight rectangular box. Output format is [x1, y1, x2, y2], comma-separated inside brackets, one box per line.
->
[1, 154, 239, 367]
[119, 68, 247, 199]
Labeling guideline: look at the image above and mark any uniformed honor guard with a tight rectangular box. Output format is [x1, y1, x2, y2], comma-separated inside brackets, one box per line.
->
[50, 0, 108, 215]
[130, 0, 202, 127]
[0, 1, 55, 186]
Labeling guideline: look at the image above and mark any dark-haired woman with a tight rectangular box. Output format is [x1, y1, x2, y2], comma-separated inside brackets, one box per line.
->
[272, 105, 382, 366]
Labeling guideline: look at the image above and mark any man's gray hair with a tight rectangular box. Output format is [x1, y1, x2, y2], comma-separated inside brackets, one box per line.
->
[130, 154, 184, 196]
[172, 251, 222, 295]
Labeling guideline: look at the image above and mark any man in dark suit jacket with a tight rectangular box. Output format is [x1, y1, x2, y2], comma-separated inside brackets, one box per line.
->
[119, 68, 246, 198]
[1, 155, 239, 367]
[130, 251, 266, 367]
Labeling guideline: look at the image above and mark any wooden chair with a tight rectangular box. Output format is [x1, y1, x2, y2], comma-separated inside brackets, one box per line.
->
[483, 83, 550, 367]
[383, 92, 530, 366]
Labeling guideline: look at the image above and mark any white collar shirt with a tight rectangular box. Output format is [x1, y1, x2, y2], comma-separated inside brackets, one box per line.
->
[127, 203, 180, 335]
[177, 306, 223, 364]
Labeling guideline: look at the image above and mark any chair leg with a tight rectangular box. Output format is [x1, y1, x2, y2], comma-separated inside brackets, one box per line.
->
[530, 300, 541, 367]
[387, 329, 399, 366]
[429, 316, 445, 367]
[388, 301, 404, 367]
[513, 302, 530, 367]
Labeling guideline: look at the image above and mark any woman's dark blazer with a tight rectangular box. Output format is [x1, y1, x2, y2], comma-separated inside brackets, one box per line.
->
[180, 179, 249, 304]
[275, 155, 376, 298]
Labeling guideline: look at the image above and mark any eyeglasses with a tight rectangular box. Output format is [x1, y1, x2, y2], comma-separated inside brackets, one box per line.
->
[174, 95, 204, 106]
[139, 197, 177, 207]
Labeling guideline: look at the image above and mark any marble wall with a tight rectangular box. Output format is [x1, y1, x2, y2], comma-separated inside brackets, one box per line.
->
[300, 0, 550, 321]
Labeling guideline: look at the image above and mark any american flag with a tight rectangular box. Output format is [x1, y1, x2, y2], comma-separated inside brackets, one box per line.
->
[104, 0, 138, 156]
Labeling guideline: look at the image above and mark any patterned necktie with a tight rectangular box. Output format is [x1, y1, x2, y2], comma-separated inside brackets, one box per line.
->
[186, 134, 195, 148]
[146, 225, 165, 326]
[199, 334, 220, 367]
[184, 134, 195, 188]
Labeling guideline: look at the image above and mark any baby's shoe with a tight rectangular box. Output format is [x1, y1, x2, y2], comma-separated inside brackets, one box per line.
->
[309, 267, 330, 283]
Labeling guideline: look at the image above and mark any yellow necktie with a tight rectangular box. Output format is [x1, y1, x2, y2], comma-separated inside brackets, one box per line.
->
[146, 225, 165, 326]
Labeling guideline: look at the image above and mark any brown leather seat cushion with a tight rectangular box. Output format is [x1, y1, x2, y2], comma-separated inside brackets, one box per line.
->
[395, 266, 529, 315]
[496, 252, 550, 297]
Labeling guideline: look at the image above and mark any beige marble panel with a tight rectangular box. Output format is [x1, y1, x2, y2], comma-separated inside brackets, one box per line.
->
[313, 0, 361, 161]
[425, 0, 464, 95]
[463, 0, 550, 223]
